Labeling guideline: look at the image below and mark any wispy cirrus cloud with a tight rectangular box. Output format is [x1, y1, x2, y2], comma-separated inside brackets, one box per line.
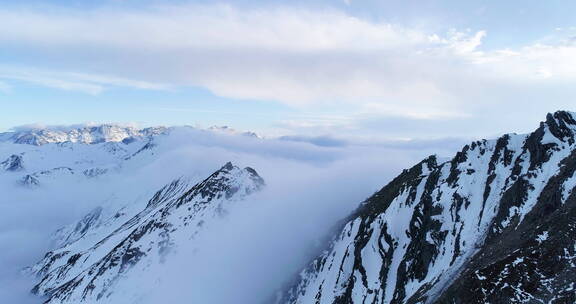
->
[0, 65, 171, 94]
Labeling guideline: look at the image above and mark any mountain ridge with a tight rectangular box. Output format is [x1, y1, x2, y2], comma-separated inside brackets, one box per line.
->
[28, 162, 265, 303]
[0, 124, 169, 145]
[0, 124, 262, 146]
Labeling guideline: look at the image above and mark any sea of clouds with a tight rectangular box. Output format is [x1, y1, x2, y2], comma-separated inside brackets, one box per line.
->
[0, 127, 464, 303]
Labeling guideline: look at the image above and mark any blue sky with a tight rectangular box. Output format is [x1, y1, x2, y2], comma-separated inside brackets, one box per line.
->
[1, 0, 576, 139]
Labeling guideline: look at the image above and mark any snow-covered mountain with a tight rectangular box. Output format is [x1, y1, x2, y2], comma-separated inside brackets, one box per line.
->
[27, 162, 264, 303]
[208, 125, 261, 138]
[277, 111, 576, 303]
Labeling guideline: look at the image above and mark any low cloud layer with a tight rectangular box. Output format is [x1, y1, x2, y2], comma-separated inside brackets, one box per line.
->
[0, 128, 462, 303]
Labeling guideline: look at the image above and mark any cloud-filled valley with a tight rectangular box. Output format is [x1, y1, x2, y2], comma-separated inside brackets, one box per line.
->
[0, 125, 457, 303]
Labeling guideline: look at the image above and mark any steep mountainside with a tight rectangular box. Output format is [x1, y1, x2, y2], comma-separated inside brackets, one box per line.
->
[278, 111, 576, 304]
[28, 162, 264, 303]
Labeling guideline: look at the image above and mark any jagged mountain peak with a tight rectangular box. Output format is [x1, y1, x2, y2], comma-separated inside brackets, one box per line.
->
[542, 110, 576, 142]
[546, 110, 576, 127]
[207, 125, 261, 138]
[212, 161, 263, 184]
[176, 161, 265, 205]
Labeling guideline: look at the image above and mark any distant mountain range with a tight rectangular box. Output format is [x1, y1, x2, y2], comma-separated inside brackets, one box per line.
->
[0, 125, 168, 145]
[0, 124, 258, 146]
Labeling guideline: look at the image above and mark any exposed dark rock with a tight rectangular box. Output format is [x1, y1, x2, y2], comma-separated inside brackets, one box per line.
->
[20, 174, 40, 187]
[1, 154, 24, 171]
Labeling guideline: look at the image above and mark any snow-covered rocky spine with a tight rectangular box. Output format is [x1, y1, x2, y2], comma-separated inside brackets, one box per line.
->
[28, 162, 264, 303]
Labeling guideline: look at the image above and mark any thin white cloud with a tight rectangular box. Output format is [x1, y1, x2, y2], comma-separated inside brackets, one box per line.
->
[0, 66, 171, 94]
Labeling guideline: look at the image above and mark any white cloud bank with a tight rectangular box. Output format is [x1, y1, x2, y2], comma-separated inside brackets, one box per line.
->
[0, 127, 461, 303]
